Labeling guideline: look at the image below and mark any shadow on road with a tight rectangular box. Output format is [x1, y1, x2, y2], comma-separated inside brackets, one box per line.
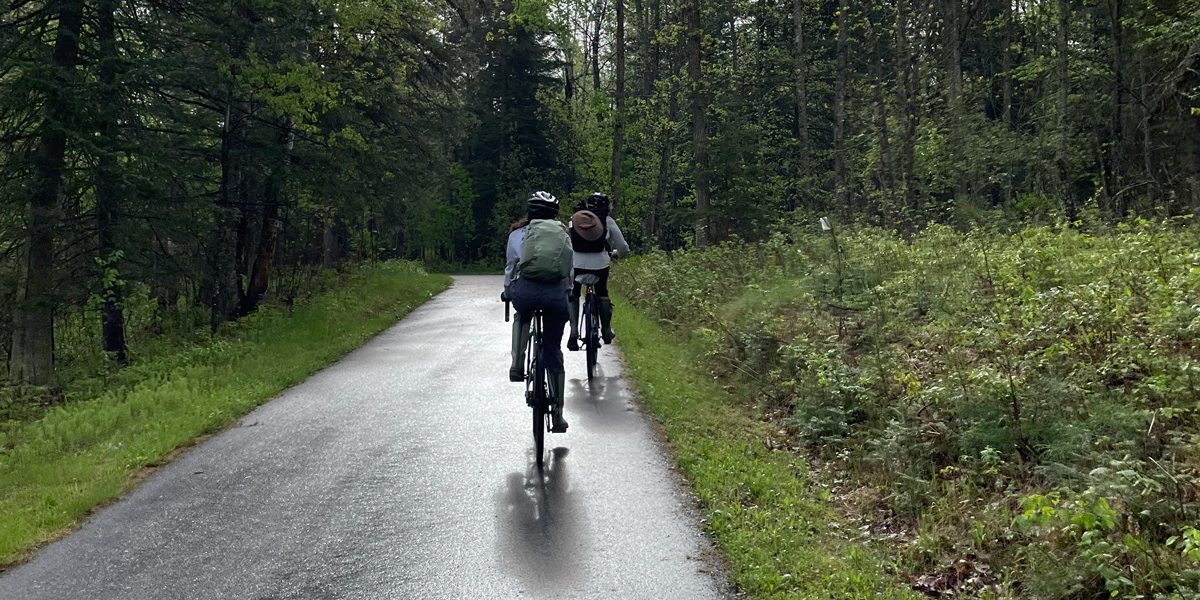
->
[567, 367, 633, 430]
[494, 447, 586, 591]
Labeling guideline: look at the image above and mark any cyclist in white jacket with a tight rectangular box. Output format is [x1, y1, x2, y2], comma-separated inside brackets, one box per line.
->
[566, 193, 629, 349]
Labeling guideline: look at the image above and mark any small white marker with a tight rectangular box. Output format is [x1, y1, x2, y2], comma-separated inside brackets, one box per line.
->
[819, 216, 832, 231]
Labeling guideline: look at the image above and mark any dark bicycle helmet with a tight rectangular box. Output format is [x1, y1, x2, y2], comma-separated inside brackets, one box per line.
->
[583, 192, 609, 211]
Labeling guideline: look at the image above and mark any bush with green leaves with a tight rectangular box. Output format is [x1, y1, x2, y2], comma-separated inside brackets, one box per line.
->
[615, 215, 1200, 598]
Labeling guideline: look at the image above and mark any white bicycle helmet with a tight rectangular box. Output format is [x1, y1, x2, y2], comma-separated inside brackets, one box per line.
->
[527, 191, 559, 215]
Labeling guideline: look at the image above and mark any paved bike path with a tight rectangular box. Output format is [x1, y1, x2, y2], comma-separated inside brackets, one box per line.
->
[0, 275, 730, 600]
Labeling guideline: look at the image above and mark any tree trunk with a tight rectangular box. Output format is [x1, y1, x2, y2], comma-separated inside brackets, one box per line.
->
[1107, 0, 1125, 215]
[944, 0, 967, 200]
[323, 221, 339, 267]
[10, 0, 85, 387]
[944, 0, 961, 107]
[646, 52, 679, 246]
[241, 192, 281, 314]
[97, 0, 127, 362]
[833, 0, 848, 214]
[209, 98, 244, 331]
[592, 0, 604, 94]
[793, 0, 808, 167]
[1140, 73, 1154, 198]
[687, 0, 710, 247]
[634, 0, 653, 100]
[728, 14, 738, 70]
[241, 119, 294, 315]
[1056, 0, 1073, 219]
[867, 12, 895, 210]
[1002, 0, 1013, 128]
[610, 0, 626, 219]
[649, 0, 662, 92]
[896, 0, 918, 212]
[564, 46, 575, 103]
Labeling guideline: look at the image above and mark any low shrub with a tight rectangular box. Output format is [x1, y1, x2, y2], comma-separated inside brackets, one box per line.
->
[615, 216, 1200, 598]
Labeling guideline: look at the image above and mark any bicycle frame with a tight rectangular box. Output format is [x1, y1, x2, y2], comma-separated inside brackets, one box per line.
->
[505, 298, 555, 469]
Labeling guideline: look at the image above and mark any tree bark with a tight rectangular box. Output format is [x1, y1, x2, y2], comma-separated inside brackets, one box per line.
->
[793, 0, 808, 166]
[209, 96, 244, 331]
[1107, 0, 1125, 214]
[944, 0, 961, 107]
[944, 0, 967, 200]
[687, 0, 710, 247]
[867, 12, 895, 209]
[1002, 0, 1013, 128]
[10, 0, 85, 387]
[634, 0, 652, 100]
[833, 0, 848, 214]
[241, 193, 281, 314]
[323, 221, 339, 267]
[896, 0, 918, 212]
[241, 118, 294, 315]
[649, 0, 662, 91]
[97, 0, 127, 362]
[592, 0, 604, 94]
[610, 0, 625, 219]
[728, 14, 738, 70]
[1141, 74, 1153, 191]
[564, 45, 575, 103]
[646, 52, 679, 246]
[1056, 0, 1074, 219]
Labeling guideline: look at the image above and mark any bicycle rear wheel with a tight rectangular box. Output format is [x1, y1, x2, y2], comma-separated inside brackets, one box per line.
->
[529, 315, 547, 470]
[585, 295, 599, 380]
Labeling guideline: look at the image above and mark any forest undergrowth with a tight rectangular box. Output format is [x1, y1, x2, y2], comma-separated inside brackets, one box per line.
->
[1, 263, 356, 424]
[614, 216, 1200, 599]
[0, 261, 449, 566]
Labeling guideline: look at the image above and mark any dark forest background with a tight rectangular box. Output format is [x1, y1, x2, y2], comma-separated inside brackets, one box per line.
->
[1, 0, 1198, 388]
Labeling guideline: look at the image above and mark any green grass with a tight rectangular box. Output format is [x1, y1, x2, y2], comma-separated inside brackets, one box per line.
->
[0, 261, 450, 566]
[612, 296, 920, 600]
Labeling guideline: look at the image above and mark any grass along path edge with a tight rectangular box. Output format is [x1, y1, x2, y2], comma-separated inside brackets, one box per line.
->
[0, 261, 451, 567]
[612, 296, 919, 600]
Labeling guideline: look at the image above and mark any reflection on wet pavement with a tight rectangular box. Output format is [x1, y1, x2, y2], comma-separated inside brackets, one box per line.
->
[568, 364, 636, 430]
[495, 448, 586, 592]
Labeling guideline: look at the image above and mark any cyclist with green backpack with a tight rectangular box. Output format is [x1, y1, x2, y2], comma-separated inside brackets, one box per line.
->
[502, 191, 573, 432]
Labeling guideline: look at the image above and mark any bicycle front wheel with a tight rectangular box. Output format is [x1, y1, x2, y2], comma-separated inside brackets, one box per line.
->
[533, 398, 545, 470]
[532, 364, 546, 469]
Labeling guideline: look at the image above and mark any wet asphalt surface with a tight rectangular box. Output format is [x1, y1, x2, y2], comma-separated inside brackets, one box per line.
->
[0, 275, 731, 600]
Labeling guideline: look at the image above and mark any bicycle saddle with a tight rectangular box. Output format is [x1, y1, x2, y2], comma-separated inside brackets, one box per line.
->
[575, 274, 600, 285]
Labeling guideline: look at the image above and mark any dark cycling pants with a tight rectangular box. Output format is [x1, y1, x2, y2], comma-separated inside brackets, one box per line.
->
[510, 277, 569, 374]
[570, 267, 610, 301]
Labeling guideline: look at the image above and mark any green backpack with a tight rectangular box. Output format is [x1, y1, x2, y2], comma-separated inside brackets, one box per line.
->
[518, 219, 573, 282]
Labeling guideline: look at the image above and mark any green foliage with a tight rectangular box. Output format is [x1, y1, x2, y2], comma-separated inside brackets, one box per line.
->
[615, 216, 1200, 597]
[612, 296, 920, 599]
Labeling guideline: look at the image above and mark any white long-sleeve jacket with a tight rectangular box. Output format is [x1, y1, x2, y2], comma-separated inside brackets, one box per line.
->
[570, 216, 630, 270]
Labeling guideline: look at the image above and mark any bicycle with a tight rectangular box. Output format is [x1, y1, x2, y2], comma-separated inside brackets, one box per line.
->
[507, 300, 553, 469]
[573, 274, 602, 381]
